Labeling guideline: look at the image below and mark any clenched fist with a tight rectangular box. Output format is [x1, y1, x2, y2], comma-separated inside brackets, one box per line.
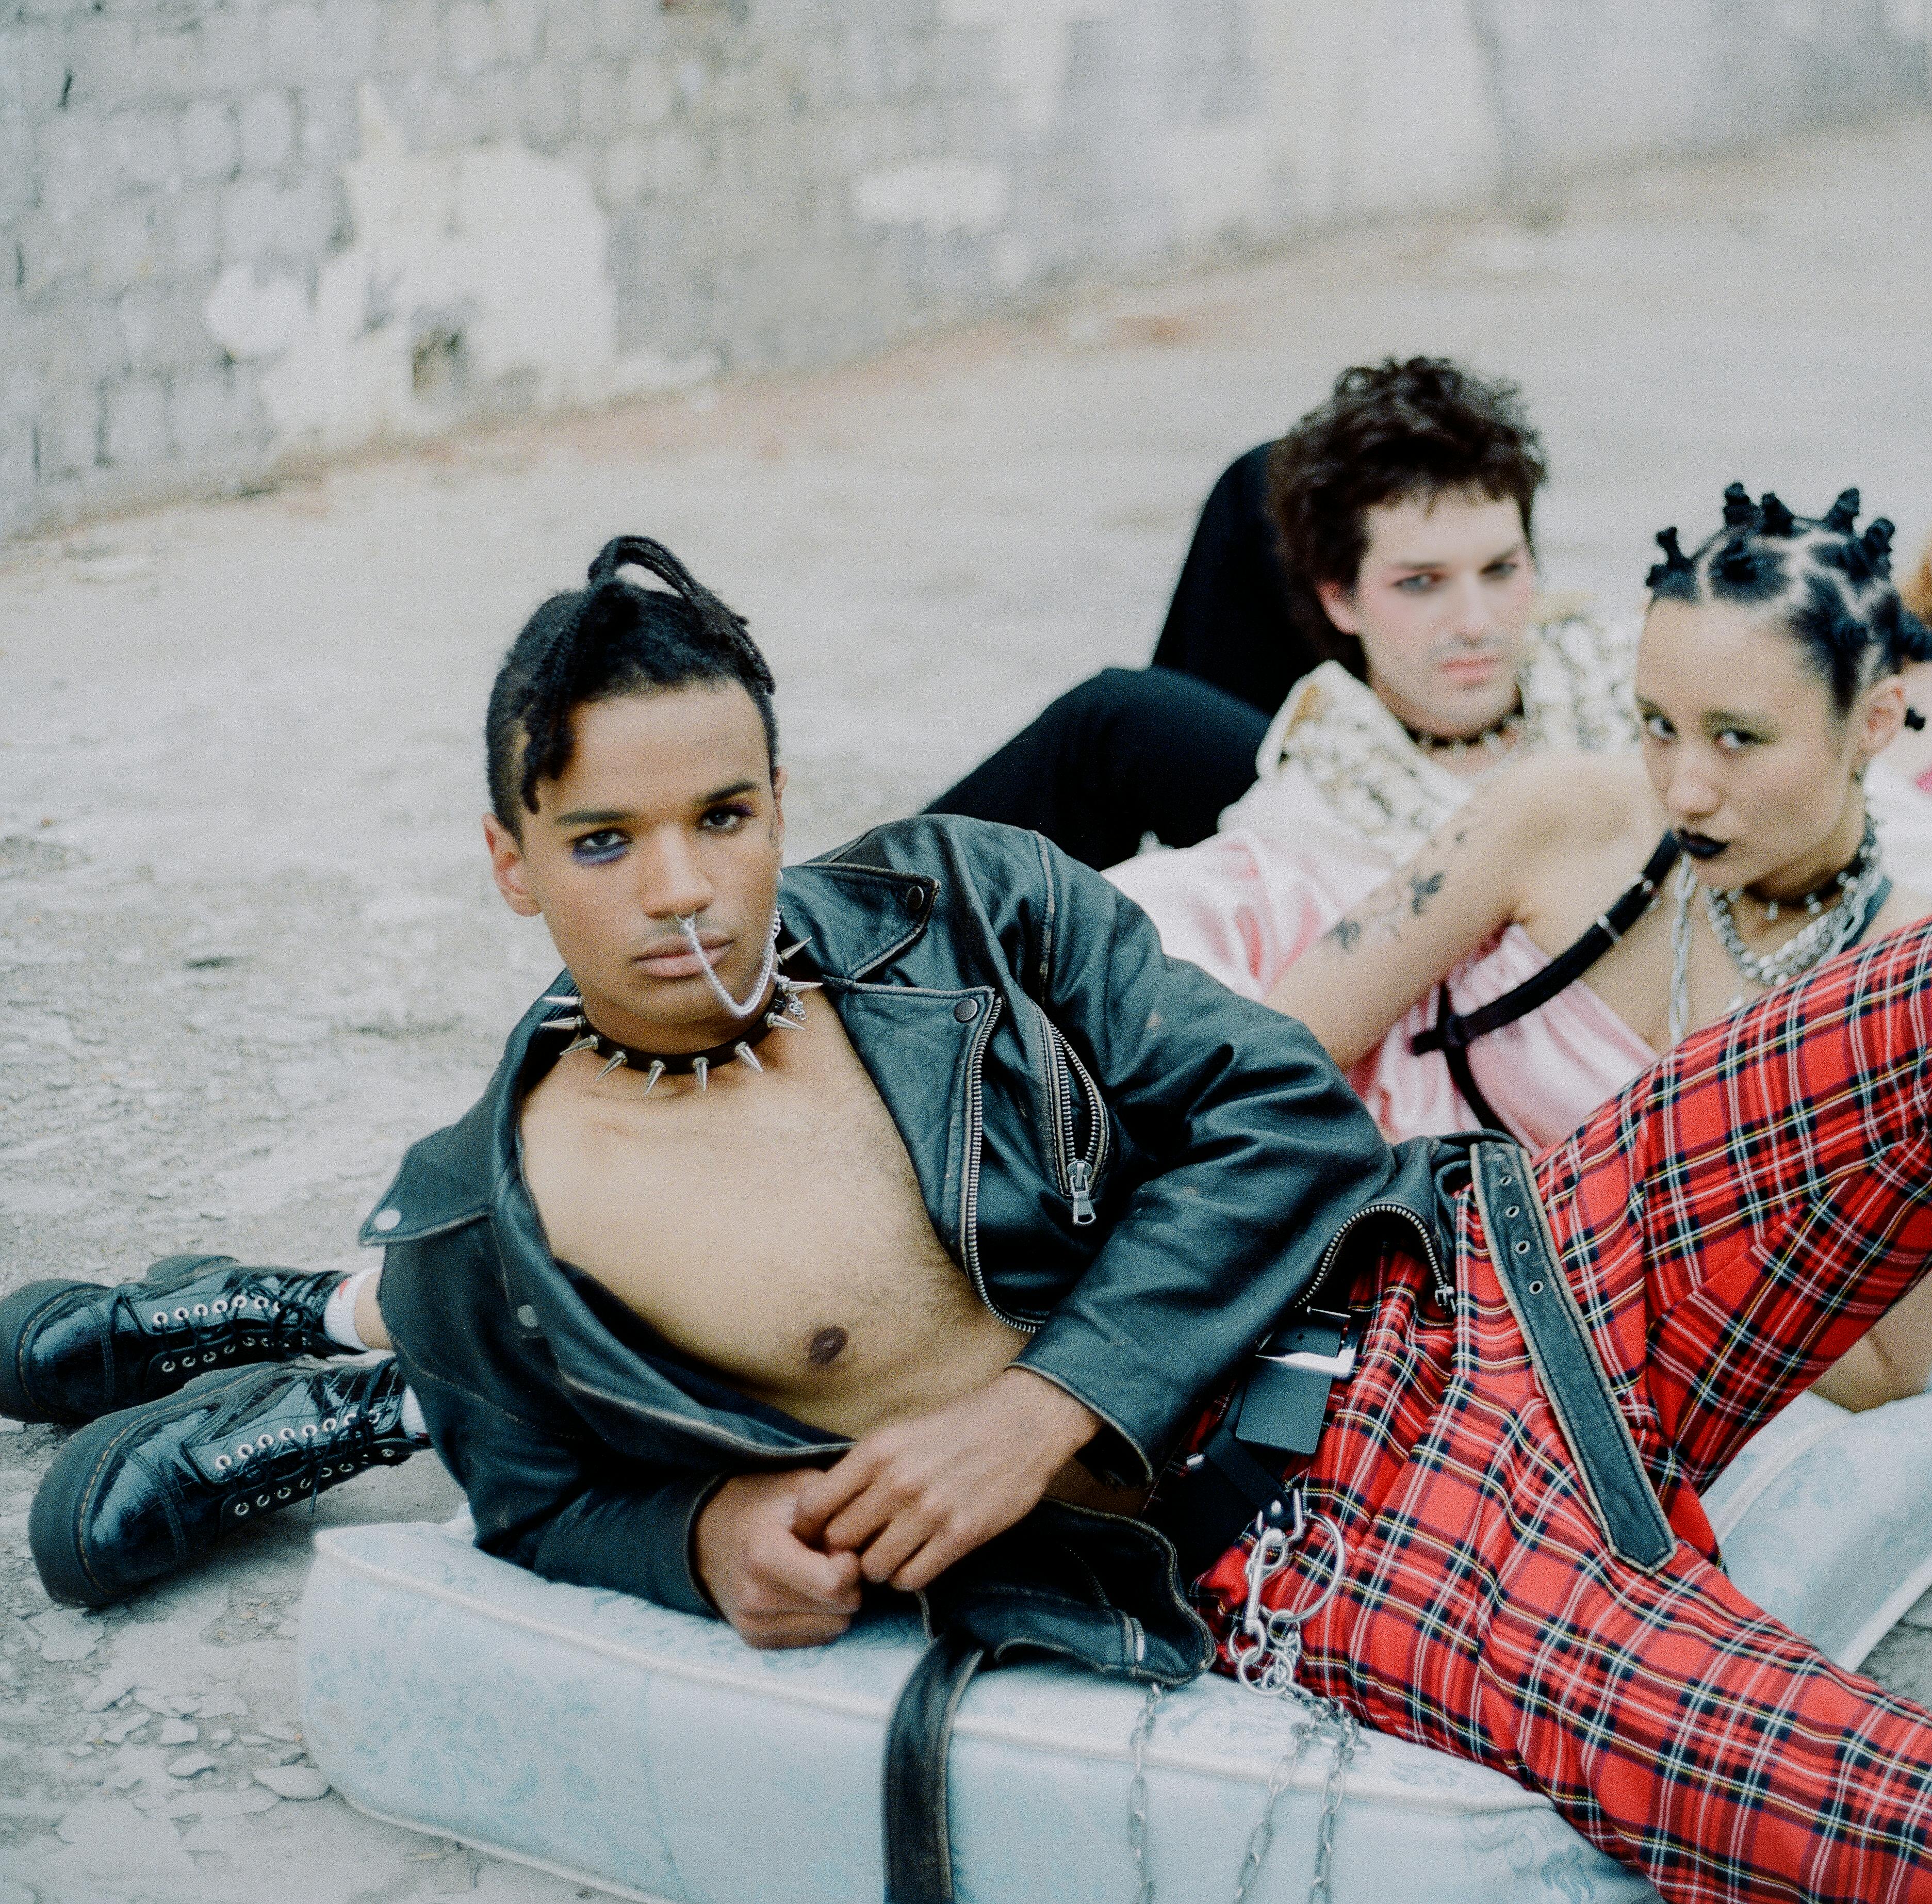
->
[694, 1469, 865, 1649]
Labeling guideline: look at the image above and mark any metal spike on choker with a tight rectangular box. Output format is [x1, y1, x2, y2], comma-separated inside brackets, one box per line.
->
[536, 919, 820, 1094]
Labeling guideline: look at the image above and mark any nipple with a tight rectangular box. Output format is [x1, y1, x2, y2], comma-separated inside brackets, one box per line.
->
[806, 1326, 848, 1369]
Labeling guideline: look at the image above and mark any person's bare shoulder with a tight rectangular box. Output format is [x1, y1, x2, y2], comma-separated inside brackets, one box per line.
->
[1476, 751, 1654, 859]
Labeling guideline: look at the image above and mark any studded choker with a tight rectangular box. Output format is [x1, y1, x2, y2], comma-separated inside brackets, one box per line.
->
[536, 918, 820, 1093]
[1400, 704, 1525, 763]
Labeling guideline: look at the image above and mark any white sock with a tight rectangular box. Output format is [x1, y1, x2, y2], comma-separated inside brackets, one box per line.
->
[321, 1266, 381, 1352]
[400, 1387, 429, 1443]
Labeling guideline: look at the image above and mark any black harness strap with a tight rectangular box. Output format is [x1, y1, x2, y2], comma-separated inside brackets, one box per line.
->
[1411, 833, 1681, 1131]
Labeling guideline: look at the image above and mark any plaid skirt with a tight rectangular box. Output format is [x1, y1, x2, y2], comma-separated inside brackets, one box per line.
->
[1193, 918, 1932, 1903]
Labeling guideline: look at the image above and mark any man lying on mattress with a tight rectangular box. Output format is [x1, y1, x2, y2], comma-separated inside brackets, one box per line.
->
[14, 535, 1932, 1903]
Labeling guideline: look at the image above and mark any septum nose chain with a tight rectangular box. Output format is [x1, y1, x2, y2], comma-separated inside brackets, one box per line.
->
[677, 910, 777, 1019]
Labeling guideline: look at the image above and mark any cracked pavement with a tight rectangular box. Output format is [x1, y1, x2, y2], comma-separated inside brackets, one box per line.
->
[5, 118, 1932, 1902]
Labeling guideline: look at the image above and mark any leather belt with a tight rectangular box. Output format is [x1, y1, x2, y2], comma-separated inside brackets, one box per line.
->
[1467, 1140, 1676, 1570]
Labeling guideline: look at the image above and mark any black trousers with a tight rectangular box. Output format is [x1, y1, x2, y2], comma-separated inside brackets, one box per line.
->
[926, 443, 1328, 868]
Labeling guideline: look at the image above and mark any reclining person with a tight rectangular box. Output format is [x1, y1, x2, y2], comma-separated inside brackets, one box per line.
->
[1263, 485, 1932, 1412]
[925, 356, 1620, 867]
[11, 535, 1932, 1902]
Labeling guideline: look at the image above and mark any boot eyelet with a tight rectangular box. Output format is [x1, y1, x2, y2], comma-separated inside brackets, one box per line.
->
[214, 1298, 228, 1312]
[256, 1494, 270, 1507]
[277, 1487, 291, 1500]
[235, 1502, 249, 1516]
[301, 1425, 316, 1438]
[152, 1311, 167, 1325]
[280, 1427, 295, 1441]
[192, 1304, 209, 1317]
[173, 1307, 189, 1321]
[215, 1455, 230, 1470]
[222, 1346, 234, 1356]
[160, 1360, 175, 1373]
[322, 1418, 337, 1431]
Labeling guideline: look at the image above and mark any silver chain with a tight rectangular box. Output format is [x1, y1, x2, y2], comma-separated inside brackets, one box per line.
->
[1702, 814, 1882, 988]
[1668, 816, 1882, 1044]
[1127, 1682, 1164, 1904]
[1127, 1487, 1357, 1904]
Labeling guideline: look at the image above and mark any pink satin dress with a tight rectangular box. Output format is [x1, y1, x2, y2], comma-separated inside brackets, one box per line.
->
[1108, 827, 1658, 1150]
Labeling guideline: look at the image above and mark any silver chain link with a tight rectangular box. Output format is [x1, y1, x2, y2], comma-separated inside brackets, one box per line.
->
[1127, 1682, 1165, 1904]
[1127, 1486, 1356, 1904]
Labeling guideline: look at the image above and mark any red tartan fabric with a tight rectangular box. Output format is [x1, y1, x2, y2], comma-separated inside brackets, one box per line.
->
[1194, 919, 1932, 1903]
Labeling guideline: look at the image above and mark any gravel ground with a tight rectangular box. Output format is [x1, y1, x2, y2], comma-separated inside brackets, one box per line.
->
[5, 116, 1932, 1902]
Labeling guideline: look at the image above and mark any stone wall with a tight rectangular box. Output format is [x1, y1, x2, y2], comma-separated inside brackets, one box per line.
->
[3, 0, 1928, 541]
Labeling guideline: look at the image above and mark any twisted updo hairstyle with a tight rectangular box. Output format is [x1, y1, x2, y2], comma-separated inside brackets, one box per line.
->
[1646, 485, 1932, 720]
[485, 537, 776, 832]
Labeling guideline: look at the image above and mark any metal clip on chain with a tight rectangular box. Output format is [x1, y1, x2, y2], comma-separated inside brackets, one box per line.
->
[1126, 1482, 1358, 1904]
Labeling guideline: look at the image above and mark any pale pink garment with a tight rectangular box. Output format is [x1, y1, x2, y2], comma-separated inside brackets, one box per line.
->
[1107, 827, 1657, 1150]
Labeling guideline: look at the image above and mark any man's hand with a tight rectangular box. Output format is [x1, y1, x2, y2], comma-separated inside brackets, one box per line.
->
[694, 1470, 864, 1649]
[790, 1368, 1100, 1593]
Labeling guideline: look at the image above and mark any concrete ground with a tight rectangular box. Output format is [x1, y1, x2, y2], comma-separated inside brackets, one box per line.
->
[6, 116, 1932, 1903]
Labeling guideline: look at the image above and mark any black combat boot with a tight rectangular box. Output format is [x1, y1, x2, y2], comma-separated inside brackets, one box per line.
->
[0, 1255, 349, 1424]
[29, 1356, 418, 1608]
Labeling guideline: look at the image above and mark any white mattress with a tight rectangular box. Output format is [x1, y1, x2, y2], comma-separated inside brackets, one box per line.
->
[301, 1520, 1656, 1903]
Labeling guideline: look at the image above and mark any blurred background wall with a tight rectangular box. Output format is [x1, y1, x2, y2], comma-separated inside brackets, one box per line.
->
[4, 0, 1929, 541]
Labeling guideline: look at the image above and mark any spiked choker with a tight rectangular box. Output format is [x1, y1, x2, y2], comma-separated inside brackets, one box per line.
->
[536, 924, 821, 1093]
[1400, 703, 1525, 763]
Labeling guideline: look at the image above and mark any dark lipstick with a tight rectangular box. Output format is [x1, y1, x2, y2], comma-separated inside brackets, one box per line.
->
[1675, 831, 1728, 861]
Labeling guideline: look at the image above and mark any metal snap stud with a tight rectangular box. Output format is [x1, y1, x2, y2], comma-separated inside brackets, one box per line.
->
[953, 998, 979, 1022]
[372, 1208, 402, 1232]
[515, 1305, 540, 1330]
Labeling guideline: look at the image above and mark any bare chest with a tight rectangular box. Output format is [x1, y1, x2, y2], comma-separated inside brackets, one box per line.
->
[518, 1012, 1024, 1431]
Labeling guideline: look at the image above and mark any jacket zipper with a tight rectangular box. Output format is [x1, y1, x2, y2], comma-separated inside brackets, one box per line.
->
[1043, 1020, 1108, 1226]
[961, 994, 1038, 1332]
[1304, 1199, 1453, 1315]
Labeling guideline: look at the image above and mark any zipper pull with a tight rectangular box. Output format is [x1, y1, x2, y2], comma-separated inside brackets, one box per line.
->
[1067, 1158, 1096, 1226]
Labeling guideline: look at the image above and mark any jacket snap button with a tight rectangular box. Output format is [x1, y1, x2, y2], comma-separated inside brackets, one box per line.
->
[953, 999, 979, 1022]
[515, 1304, 541, 1330]
[372, 1209, 401, 1232]
[905, 887, 926, 914]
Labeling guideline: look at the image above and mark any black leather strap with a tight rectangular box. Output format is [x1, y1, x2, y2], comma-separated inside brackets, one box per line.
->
[1413, 832, 1681, 1061]
[882, 1629, 985, 1904]
[1469, 1142, 1676, 1571]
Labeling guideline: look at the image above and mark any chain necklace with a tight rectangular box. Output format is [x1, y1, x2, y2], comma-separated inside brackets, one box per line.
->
[1668, 817, 1884, 1044]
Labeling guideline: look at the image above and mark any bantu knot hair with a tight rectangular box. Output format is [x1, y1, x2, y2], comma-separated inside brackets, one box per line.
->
[1715, 536, 1759, 586]
[1644, 483, 1929, 718]
[1645, 526, 1693, 590]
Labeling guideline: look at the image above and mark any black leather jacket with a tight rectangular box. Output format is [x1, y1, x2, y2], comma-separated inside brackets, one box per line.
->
[372, 816, 1452, 1630]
